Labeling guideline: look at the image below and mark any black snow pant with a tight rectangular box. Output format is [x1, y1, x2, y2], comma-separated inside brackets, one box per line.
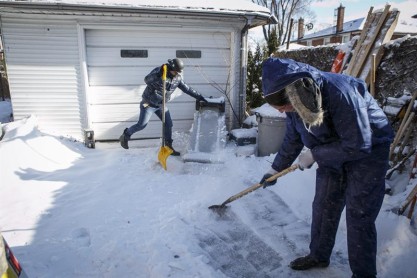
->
[309, 143, 390, 277]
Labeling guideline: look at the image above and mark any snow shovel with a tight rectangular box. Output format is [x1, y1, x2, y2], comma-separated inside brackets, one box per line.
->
[209, 164, 299, 213]
[157, 65, 173, 170]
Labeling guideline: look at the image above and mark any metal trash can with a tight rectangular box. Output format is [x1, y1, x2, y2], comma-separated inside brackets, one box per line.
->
[256, 113, 287, 157]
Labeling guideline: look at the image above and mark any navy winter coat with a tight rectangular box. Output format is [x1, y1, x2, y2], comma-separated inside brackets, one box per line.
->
[262, 58, 394, 173]
[142, 65, 201, 107]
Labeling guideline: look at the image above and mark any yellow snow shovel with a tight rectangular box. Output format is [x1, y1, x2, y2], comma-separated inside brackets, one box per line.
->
[158, 64, 173, 170]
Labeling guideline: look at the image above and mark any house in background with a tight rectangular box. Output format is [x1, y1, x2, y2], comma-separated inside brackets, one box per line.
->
[0, 0, 275, 143]
[296, 5, 417, 47]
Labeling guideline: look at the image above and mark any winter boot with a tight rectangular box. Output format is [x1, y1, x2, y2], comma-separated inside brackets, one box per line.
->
[119, 128, 130, 149]
[289, 255, 330, 270]
[352, 275, 376, 278]
[165, 141, 180, 156]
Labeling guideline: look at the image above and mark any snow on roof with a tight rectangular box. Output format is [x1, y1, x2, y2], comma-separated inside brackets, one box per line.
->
[302, 17, 365, 40]
[1, 0, 271, 16]
[278, 43, 308, 51]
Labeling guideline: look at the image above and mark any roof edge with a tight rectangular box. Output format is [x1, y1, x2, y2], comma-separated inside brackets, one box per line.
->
[0, 1, 276, 27]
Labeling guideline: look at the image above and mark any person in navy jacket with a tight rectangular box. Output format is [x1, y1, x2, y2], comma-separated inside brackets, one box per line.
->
[119, 58, 206, 154]
[259, 58, 393, 278]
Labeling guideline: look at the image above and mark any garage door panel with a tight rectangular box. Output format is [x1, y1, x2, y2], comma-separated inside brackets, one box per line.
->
[86, 47, 172, 67]
[88, 66, 148, 86]
[86, 29, 230, 48]
[86, 47, 230, 67]
[182, 67, 231, 84]
[93, 120, 194, 141]
[90, 102, 196, 123]
[88, 86, 223, 105]
[180, 50, 231, 66]
[88, 66, 231, 86]
[88, 84, 226, 105]
[86, 47, 150, 67]
[89, 85, 144, 104]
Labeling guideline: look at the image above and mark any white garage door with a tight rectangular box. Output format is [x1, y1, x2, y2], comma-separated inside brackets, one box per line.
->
[85, 28, 232, 141]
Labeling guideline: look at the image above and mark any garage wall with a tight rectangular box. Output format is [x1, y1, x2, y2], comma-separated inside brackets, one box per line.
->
[84, 27, 233, 140]
[1, 15, 84, 139]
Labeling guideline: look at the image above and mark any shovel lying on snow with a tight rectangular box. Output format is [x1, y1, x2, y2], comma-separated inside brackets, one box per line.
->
[209, 164, 299, 213]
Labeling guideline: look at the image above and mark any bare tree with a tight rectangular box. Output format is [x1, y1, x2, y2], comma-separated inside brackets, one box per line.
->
[252, 0, 315, 46]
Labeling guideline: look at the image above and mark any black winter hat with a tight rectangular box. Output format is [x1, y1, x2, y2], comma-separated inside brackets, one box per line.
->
[167, 58, 184, 73]
[264, 89, 290, 106]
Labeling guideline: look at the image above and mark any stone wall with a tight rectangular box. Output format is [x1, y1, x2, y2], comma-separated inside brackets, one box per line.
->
[273, 45, 338, 72]
[273, 35, 417, 101]
[376, 35, 417, 102]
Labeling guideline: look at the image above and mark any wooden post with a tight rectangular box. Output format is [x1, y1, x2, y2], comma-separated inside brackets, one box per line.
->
[390, 112, 415, 161]
[398, 182, 417, 215]
[351, 5, 391, 78]
[407, 196, 417, 219]
[370, 54, 376, 96]
[0, 72, 4, 101]
[344, 7, 374, 75]
[390, 90, 417, 159]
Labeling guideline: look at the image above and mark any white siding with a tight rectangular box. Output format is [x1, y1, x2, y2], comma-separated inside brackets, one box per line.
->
[1, 15, 85, 139]
[84, 28, 233, 140]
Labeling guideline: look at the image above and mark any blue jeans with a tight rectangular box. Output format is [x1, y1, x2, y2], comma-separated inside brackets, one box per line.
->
[126, 101, 173, 143]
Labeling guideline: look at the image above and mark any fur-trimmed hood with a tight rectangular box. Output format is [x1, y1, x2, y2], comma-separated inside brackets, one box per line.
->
[285, 78, 323, 126]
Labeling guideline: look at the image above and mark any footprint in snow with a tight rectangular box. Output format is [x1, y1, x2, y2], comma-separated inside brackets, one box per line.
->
[71, 227, 91, 247]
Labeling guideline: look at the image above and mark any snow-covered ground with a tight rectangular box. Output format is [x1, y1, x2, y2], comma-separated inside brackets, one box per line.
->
[1, 100, 417, 278]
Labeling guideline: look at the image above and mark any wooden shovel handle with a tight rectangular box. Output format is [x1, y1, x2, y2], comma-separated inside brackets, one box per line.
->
[221, 164, 299, 206]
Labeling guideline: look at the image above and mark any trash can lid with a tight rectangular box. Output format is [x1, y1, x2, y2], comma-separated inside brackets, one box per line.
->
[251, 103, 286, 119]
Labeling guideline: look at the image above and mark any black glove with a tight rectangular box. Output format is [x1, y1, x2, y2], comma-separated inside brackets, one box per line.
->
[147, 90, 163, 105]
[260, 168, 278, 188]
[198, 95, 208, 102]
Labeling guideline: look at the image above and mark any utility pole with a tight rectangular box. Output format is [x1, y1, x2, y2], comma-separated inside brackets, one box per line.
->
[286, 18, 294, 50]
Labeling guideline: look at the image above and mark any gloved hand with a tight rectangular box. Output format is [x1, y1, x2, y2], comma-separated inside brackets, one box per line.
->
[297, 149, 315, 170]
[198, 95, 208, 102]
[149, 90, 163, 104]
[260, 168, 278, 188]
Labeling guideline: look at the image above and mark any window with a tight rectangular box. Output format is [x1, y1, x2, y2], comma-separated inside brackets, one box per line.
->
[342, 35, 350, 43]
[176, 50, 201, 59]
[121, 50, 148, 58]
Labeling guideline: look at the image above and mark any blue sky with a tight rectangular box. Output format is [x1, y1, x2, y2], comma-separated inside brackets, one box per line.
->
[311, 0, 416, 28]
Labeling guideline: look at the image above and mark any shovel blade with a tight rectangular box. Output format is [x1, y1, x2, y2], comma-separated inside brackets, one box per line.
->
[158, 146, 173, 170]
[208, 204, 231, 217]
[208, 204, 229, 214]
[208, 204, 226, 209]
